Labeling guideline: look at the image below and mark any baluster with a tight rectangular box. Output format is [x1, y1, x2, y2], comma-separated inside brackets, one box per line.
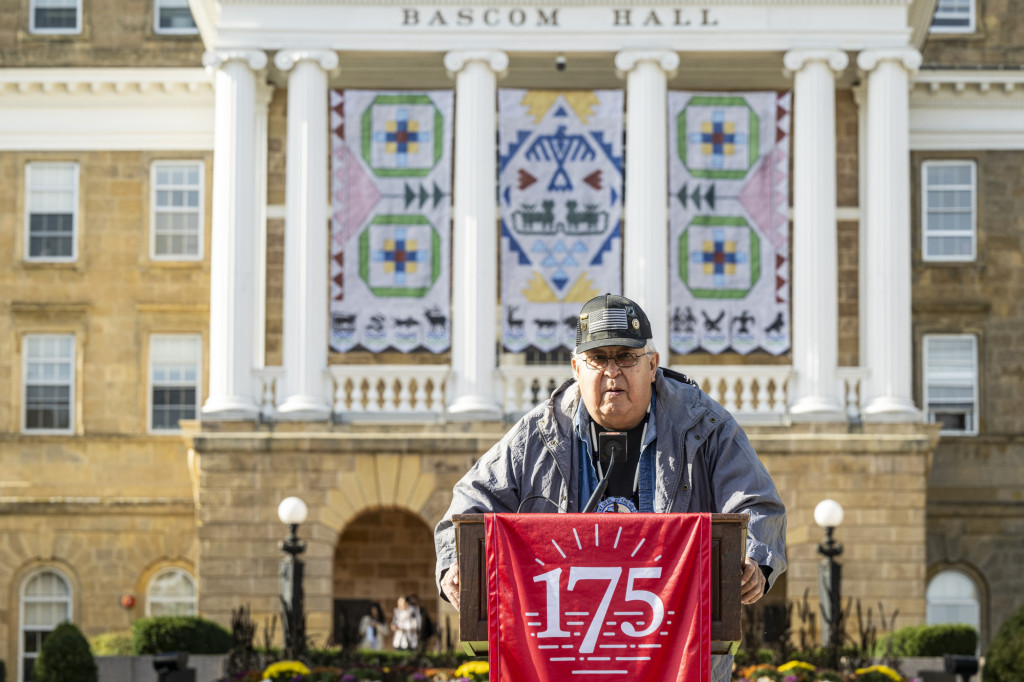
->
[396, 376, 413, 412]
[739, 376, 755, 413]
[723, 378, 739, 412]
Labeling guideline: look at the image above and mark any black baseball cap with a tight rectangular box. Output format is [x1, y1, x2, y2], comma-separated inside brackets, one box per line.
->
[574, 294, 653, 354]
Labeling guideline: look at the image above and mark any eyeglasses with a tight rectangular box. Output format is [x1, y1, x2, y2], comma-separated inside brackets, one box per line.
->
[580, 351, 653, 370]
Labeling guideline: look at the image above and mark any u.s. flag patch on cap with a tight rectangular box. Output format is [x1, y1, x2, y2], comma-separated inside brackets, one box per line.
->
[588, 308, 627, 333]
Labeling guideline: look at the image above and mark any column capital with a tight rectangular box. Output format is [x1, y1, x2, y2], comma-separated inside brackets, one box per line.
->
[443, 50, 509, 79]
[273, 49, 339, 72]
[782, 49, 849, 78]
[614, 49, 679, 79]
[202, 49, 267, 72]
[856, 48, 922, 75]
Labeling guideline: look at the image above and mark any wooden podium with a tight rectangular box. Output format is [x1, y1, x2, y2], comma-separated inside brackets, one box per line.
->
[453, 513, 748, 657]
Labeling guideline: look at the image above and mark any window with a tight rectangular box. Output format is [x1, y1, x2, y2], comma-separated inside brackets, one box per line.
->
[927, 570, 980, 631]
[150, 335, 201, 432]
[923, 334, 978, 435]
[146, 568, 197, 616]
[922, 160, 976, 262]
[23, 334, 75, 434]
[151, 161, 204, 260]
[25, 162, 78, 262]
[20, 569, 72, 682]
[154, 0, 198, 34]
[931, 0, 975, 33]
[29, 0, 81, 34]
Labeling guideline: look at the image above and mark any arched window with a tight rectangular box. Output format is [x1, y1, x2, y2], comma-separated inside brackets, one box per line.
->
[146, 567, 197, 616]
[20, 569, 72, 682]
[927, 569, 980, 631]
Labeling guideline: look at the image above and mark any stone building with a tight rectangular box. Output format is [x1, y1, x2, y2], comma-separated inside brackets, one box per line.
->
[1, 0, 1022, 680]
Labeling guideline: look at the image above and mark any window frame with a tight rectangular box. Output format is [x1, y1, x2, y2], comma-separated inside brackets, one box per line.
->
[22, 333, 76, 435]
[930, 0, 976, 34]
[921, 159, 977, 263]
[145, 567, 198, 617]
[28, 0, 82, 35]
[149, 160, 205, 262]
[922, 333, 979, 437]
[148, 333, 202, 433]
[24, 161, 80, 263]
[153, 0, 199, 35]
[926, 569, 981, 633]
[19, 568, 73, 682]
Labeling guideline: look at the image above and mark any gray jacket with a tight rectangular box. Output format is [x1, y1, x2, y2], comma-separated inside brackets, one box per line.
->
[435, 367, 787, 587]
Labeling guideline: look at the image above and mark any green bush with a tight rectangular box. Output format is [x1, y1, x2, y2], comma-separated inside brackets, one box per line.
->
[985, 604, 1024, 682]
[89, 630, 134, 656]
[132, 615, 232, 655]
[874, 624, 977, 657]
[0, 658, 6, 682]
[33, 622, 98, 682]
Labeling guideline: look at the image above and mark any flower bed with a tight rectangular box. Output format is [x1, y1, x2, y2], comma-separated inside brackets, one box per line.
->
[223, 655, 488, 682]
[736, 661, 911, 682]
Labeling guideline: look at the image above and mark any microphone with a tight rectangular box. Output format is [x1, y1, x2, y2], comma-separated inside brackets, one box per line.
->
[582, 432, 627, 513]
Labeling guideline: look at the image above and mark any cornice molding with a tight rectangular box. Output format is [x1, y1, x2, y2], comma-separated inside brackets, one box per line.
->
[913, 70, 1024, 98]
[0, 68, 213, 96]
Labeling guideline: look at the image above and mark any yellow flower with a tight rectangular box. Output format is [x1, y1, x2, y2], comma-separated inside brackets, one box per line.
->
[856, 665, 902, 682]
[262, 660, 311, 680]
[779, 662, 817, 674]
[454, 660, 490, 677]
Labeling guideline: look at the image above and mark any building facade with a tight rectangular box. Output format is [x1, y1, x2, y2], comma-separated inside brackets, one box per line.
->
[1, 0, 1022, 680]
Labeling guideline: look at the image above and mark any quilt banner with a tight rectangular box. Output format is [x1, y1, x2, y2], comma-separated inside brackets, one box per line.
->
[329, 90, 453, 354]
[486, 513, 711, 682]
[498, 89, 624, 353]
[667, 91, 791, 355]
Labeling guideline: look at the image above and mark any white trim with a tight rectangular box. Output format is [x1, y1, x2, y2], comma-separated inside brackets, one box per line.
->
[24, 161, 79, 263]
[22, 333, 76, 435]
[154, 0, 200, 35]
[922, 333, 978, 437]
[0, 69, 214, 152]
[148, 334, 202, 434]
[921, 159, 976, 262]
[910, 71, 1024, 150]
[150, 160, 205, 262]
[29, 0, 82, 34]
[19, 568, 73, 682]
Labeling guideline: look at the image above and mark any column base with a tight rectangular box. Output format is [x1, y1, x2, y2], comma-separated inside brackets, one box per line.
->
[448, 394, 502, 421]
[201, 396, 260, 421]
[863, 396, 922, 423]
[790, 396, 847, 423]
[277, 395, 332, 422]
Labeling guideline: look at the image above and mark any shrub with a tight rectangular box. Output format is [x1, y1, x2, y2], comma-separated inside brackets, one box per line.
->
[874, 624, 977, 657]
[89, 630, 134, 655]
[33, 622, 98, 682]
[985, 603, 1024, 682]
[0, 659, 6, 682]
[132, 615, 232, 655]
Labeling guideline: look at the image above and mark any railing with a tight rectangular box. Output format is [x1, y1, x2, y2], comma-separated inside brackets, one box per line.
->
[328, 365, 448, 418]
[683, 365, 792, 424]
[253, 364, 867, 425]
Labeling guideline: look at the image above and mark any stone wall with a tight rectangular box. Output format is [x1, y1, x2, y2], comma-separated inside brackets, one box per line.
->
[922, 0, 1024, 67]
[912, 149, 1024, 649]
[0, 0, 203, 67]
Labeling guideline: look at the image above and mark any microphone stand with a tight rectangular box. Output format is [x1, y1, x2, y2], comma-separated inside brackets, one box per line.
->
[582, 458, 618, 513]
[582, 432, 627, 513]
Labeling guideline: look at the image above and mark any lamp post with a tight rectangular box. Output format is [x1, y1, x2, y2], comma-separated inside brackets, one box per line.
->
[278, 496, 308, 659]
[814, 498, 844, 670]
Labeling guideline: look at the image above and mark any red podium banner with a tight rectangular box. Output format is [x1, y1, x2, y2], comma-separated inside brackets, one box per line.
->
[485, 513, 711, 682]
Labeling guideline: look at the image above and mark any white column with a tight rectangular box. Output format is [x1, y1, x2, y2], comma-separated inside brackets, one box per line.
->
[783, 49, 848, 421]
[200, 49, 266, 420]
[253, 82, 273, 369]
[443, 50, 508, 419]
[615, 49, 679, 362]
[857, 48, 923, 421]
[274, 49, 338, 420]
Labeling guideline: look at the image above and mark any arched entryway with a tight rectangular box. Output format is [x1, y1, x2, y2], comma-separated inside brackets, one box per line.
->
[331, 507, 440, 649]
